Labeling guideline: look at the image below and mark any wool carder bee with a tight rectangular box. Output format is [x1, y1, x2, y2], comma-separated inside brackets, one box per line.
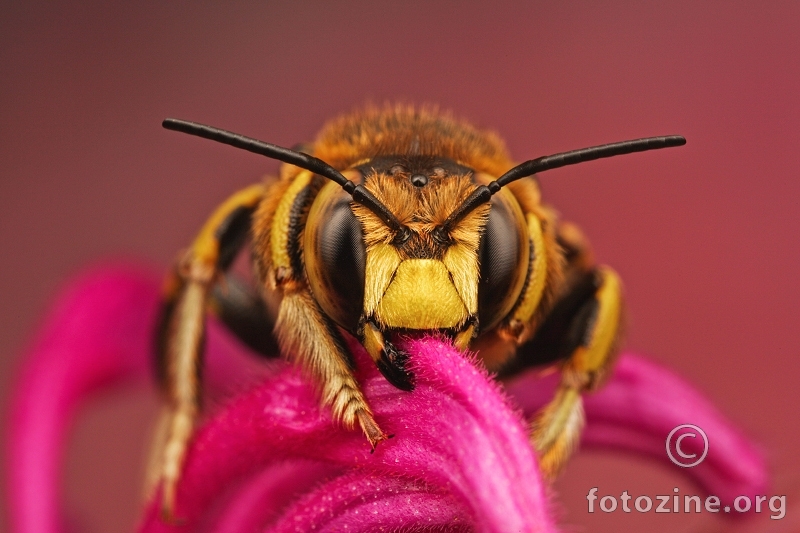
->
[154, 106, 684, 518]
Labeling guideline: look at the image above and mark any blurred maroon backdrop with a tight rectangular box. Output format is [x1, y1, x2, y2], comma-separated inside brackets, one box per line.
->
[2, 2, 798, 532]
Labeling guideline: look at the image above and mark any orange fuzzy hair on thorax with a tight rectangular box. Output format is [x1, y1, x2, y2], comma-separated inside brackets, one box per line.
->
[312, 105, 515, 178]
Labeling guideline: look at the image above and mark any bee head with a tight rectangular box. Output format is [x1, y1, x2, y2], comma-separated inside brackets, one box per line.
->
[304, 159, 530, 338]
[162, 116, 685, 344]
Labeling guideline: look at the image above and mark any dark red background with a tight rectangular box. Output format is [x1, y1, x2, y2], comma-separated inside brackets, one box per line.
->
[2, 2, 798, 532]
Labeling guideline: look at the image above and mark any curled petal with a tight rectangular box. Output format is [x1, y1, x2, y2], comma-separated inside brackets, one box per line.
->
[7, 266, 274, 533]
[8, 266, 158, 533]
[195, 461, 343, 533]
[268, 472, 469, 533]
[506, 354, 769, 510]
[138, 337, 556, 533]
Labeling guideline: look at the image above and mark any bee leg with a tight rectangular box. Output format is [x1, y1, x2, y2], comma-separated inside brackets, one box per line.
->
[361, 321, 415, 391]
[276, 290, 389, 448]
[152, 184, 265, 520]
[260, 170, 386, 446]
[555, 220, 595, 284]
[209, 274, 279, 357]
[508, 267, 624, 479]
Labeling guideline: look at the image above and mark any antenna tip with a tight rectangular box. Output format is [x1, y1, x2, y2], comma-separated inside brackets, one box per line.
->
[162, 118, 182, 130]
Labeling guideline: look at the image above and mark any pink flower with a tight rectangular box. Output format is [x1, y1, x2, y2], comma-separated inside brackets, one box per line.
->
[7, 267, 768, 532]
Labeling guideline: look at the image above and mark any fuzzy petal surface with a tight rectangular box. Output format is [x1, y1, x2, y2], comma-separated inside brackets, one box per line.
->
[8, 266, 769, 532]
[137, 335, 556, 533]
[506, 355, 769, 509]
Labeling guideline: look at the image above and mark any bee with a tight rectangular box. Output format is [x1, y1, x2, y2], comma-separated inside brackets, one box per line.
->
[154, 105, 684, 518]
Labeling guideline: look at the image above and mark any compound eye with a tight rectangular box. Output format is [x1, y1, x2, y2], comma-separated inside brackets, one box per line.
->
[477, 195, 530, 331]
[305, 186, 366, 332]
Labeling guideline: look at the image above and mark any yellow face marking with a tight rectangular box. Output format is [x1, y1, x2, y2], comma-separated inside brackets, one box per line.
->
[269, 170, 313, 275]
[442, 243, 480, 314]
[375, 259, 468, 330]
[363, 243, 403, 316]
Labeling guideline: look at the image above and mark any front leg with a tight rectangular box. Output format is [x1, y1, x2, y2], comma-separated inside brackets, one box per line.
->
[276, 288, 388, 448]
[153, 184, 265, 519]
[507, 267, 624, 478]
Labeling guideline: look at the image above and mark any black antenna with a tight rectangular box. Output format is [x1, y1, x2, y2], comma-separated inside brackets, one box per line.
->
[438, 135, 686, 234]
[162, 119, 409, 237]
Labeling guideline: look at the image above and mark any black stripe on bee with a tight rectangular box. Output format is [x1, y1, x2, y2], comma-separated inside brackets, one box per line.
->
[214, 205, 256, 271]
[502, 238, 536, 325]
[286, 176, 324, 279]
[497, 270, 602, 376]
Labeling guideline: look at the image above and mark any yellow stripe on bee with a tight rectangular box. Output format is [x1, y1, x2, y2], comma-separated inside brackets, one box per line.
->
[511, 213, 548, 325]
[573, 267, 623, 374]
[270, 170, 313, 275]
[191, 184, 265, 266]
[363, 243, 403, 316]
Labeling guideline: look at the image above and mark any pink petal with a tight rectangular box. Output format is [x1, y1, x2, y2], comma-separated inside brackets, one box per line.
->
[138, 336, 556, 532]
[267, 471, 469, 533]
[506, 354, 769, 510]
[195, 461, 343, 533]
[9, 265, 768, 532]
[7, 265, 273, 533]
[8, 266, 158, 533]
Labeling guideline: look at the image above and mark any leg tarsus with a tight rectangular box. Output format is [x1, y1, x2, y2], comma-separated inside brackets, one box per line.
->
[357, 408, 389, 451]
[530, 384, 585, 478]
[157, 404, 196, 522]
[277, 292, 390, 451]
[524, 266, 623, 478]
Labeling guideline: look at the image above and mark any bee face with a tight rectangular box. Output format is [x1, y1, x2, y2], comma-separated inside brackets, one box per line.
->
[304, 158, 530, 340]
